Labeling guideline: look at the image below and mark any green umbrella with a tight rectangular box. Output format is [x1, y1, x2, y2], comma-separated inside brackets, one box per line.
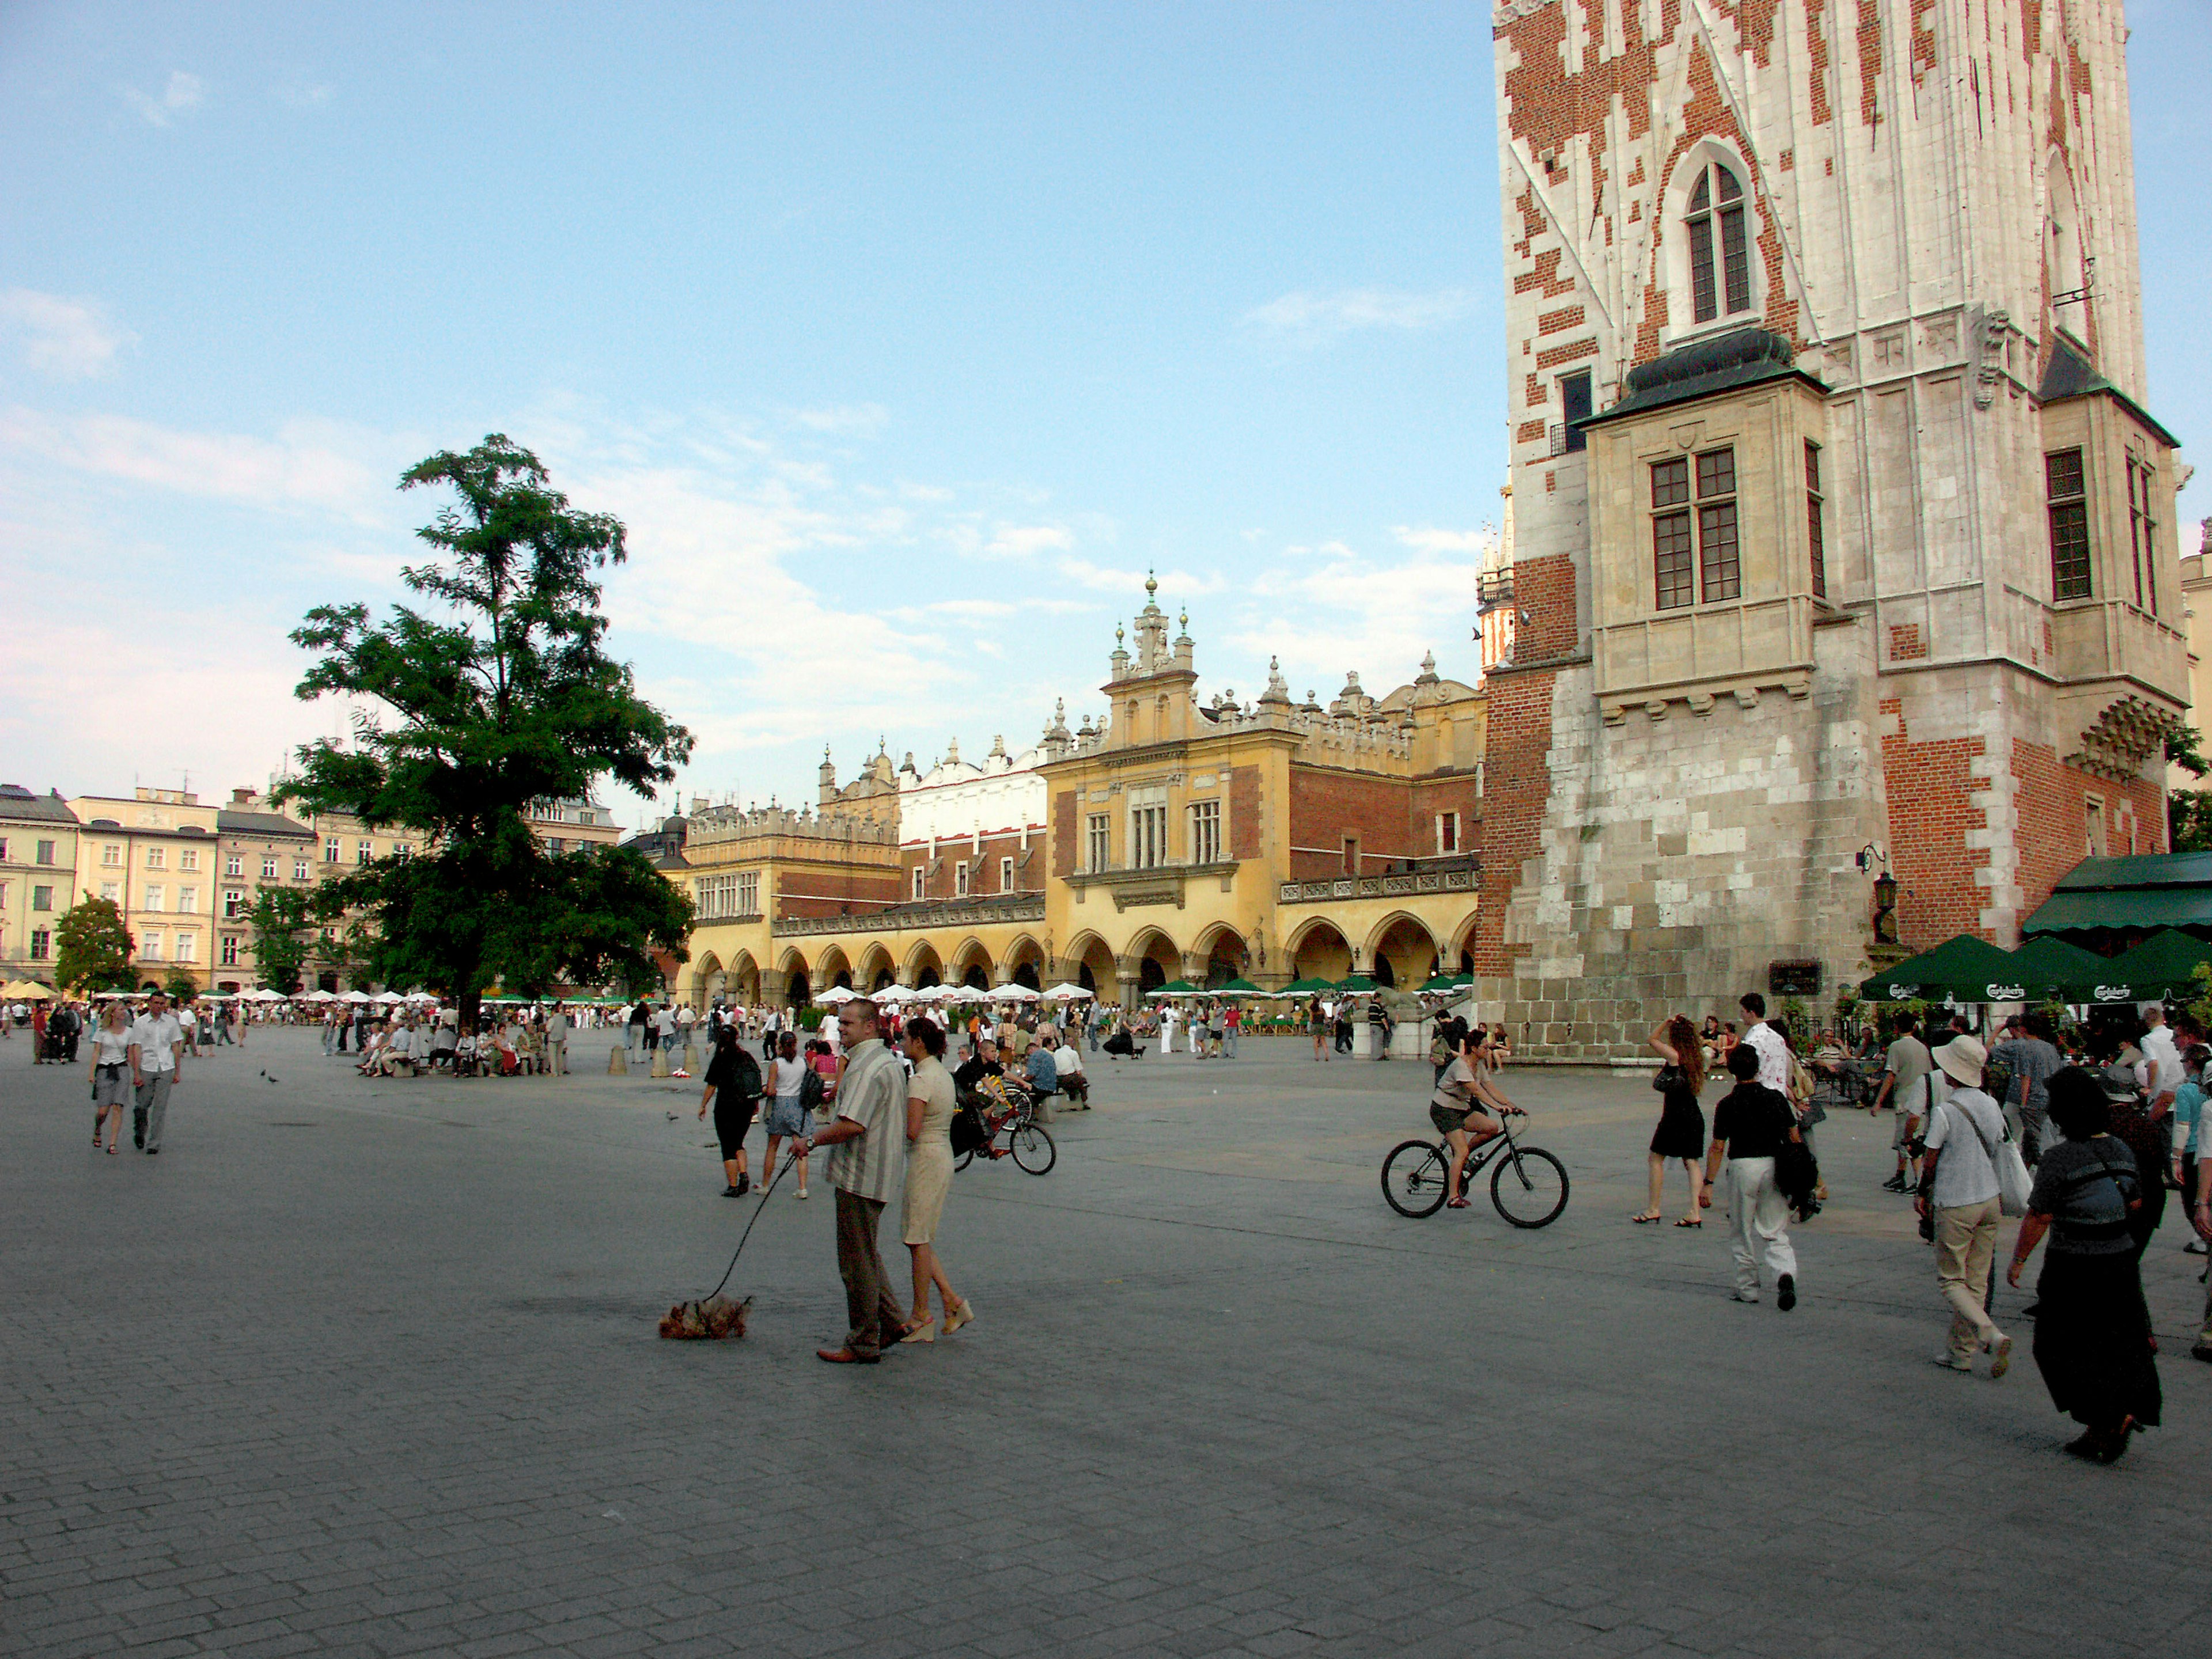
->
[2004, 935, 2119, 1005]
[1276, 976, 1334, 997]
[1415, 972, 1462, 993]
[2100, 929, 2212, 1003]
[1147, 979, 1202, 998]
[1210, 977, 1264, 995]
[1335, 974, 1381, 994]
[1859, 935, 2031, 1004]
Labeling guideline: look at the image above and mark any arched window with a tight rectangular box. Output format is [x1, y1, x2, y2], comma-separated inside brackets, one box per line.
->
[1685, 160, 1750, 324]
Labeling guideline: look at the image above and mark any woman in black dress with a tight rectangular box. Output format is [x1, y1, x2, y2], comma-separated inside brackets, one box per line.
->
[2007, 1067, 2162, 1462]
[1634, 1015, 1709, 1226]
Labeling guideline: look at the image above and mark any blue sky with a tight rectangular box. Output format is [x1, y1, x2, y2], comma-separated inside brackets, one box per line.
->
[2, 1, 2206, 830]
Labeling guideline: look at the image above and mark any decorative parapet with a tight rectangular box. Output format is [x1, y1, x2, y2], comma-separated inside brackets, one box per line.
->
[775, 896, 1046, 937]
[2067, 694, 2181, 783]
[1278, 863, 1479, 904]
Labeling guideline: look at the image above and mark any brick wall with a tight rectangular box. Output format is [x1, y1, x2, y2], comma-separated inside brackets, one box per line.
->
[774, 865, 902, 921]
[1470, 664, 1558, 975]
[1229, 767, 1262, 861]
[1051, 789, 1077, 879]
[904, 828, 1041, 902]
[1286, 768, 1426, 880]
[1516, 554, 1579, 660]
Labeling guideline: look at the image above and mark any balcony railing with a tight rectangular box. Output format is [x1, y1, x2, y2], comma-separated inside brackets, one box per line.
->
[775, 895, 1046, 937]
[1278, 861, 1479, 904]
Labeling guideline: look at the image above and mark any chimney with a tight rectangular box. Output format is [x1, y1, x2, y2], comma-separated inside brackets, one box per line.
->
[232, 787, 257, 805]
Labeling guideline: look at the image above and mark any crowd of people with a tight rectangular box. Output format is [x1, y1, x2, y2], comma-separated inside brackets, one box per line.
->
[1616, 988, 2205, 1464]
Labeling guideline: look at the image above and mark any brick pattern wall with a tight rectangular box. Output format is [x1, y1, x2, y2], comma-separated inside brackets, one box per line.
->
[904, 828, 1043, 903]
[1516, 554, 1580, 660]
[1878, 696, 1988, 945]
[1051, 789, 1077, 880]
[774, 865, 902, 921]
[1229, 767, 1262, 861]
[1287, 769, 1418, 880]
[1469, 664, 1558, 975]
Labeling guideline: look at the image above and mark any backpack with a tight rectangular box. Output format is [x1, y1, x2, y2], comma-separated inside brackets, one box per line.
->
[800, 1066, 826, 1110]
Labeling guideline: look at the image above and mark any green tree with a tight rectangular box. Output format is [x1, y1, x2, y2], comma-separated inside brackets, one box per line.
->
[245, 886, 315, 994]
[52, 894, 134, 993]
[162, 969, 200, 1002]
[2166, 726, 2212, 851]
[275, 435, 694, 1032]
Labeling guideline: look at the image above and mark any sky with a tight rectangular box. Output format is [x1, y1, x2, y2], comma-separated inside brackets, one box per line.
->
[2, 1, 2207, 831]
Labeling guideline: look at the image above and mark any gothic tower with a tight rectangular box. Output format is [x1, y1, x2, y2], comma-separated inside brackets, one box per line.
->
[1477, 0, 2186, 1055]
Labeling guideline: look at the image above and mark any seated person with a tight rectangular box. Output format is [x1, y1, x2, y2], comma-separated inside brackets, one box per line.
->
[1048, 1032, 1090, 1107]
[454, 1027, 479, 1076]
[493, 1025, 521, 1076]
[1812, 1029, 1851, 1073]
[1101, 1020, 1142, 1058]
[1024, 1040, 1060, 1100]
[953, 1038, 1006, 1096]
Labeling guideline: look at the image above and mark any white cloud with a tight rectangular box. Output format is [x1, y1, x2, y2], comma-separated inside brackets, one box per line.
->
[0, 290, 133, 380]
[1392, 524, 1498, 556]
[0, 407, 393, 521]
[986, 523, 1072, 557]
[790, 403, 888, 435]
[1240, 286, 1480, 342]
[123, 71, 204, 127]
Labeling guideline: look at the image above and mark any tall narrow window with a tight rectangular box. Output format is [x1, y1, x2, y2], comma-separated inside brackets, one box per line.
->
[1696, 447, 1740, 601]
[1685, 161, 1751, 324]
[2047, 449, 2090, 600]
[1652, 457, 1694, 609]
[1805, 440, 1827, 600]
[2085, 796, 2107, 857]
[1188, 801, 1221, 866]
[737, 872, 758, 914]
[1437, 812, 1460, 854]
[1559, 369, 1592, 453]
[2127, 454, 2158, 615]
[1342, 836, 1360, 875]
[324, 837, 340, 863]
[955, 861, 969, 897]
[1130, 805, 1165, 870]
[1086, 813, 1110, 872]
[912, 865, 926, 900]
[999, 855, 1014, 891]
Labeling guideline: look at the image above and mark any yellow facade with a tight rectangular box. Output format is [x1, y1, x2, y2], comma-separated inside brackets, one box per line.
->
[0, 787, 79, 984]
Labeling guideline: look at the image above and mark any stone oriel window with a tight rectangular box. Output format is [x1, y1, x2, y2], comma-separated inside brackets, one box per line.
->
[1696, 447, 1740, 602]
[2126, 454, 2158, 614]
[2047, 448, 2090, 600]
[1685, 162, 1750, 324]
[1805, 441, 1827, 600]
[1086, 813, 1109, 873]
[1652, 457, 1694, 609]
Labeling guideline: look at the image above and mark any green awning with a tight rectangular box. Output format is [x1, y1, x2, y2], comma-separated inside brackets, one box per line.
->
[1416, 973, 1462, 993]
[2021, 885, 2212, 939]
[1859, 935, 2032, 1003]
[2100, 929, 2212, 1002]
[1334, 975, 1380, 994]
[2003, 935, 2115, 1004]
[1277, 976, 1334, 996]
[1210, 977, 1264, 995]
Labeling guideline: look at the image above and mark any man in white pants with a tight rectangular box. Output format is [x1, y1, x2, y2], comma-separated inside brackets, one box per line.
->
[1703, 1043, 1800, 1310]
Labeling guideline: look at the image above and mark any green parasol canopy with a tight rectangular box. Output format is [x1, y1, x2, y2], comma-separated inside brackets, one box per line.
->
[1415, 972, 1463, 993]
[1147, 979, 1202, 997]
[2004, 935, 2122, 1005]
[1276, 976, 1334, 997]
[2099, 929, 2212, 1003]
[1210, 978, 1264, 995]
[1859, 935, 2035, 1004]
[1334, 975, 1381, 994]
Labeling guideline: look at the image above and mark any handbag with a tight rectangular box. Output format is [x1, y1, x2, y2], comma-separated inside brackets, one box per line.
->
[1652, 1063, 1686, 1094]
[1948, 1093, 2032, 1217]
[950, 1097, 987, 1157]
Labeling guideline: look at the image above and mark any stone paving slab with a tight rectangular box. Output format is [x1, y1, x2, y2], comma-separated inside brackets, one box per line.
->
[3, 1032, 2208, 1656]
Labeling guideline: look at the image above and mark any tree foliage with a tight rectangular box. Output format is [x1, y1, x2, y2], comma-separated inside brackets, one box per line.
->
[245, 886, 316, 994]
[274, 435, 694, 1028]
[163, 969, 200, 1002]
[53, 894, 134, 994]
[2172, 789, 2212, 855]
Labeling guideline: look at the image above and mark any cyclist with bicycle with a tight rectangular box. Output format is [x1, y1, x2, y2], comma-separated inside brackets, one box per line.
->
[1433, 1029, 1521, 1209]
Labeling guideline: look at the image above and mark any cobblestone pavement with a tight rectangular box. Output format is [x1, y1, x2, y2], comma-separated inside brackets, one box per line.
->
[6, 1029, 2208, 1657]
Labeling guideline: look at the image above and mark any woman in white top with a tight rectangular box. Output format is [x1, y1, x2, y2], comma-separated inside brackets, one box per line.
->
[760, 1031, 813, 1199]
[88, 1003, 135, 1154]
[897, 1016, 972, 1342]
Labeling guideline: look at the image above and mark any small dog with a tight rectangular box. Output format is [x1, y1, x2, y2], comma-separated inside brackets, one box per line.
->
[658, 1294, 749, 1340]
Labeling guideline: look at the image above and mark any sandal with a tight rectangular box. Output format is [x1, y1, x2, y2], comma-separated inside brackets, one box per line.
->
[106, 1142, 118, 1155]
[1629, 1211, 1662, 1224]
[1446, 1196, 1471, 1209]
[1673, 1218, 1702, 1228]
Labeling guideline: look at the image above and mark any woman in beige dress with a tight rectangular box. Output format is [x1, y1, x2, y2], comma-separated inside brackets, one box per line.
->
[898, 1016, 974, 1343]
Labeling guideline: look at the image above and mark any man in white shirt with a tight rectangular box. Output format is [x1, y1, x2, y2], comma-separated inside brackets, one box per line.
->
[2141, 1002, 2182, 1123]
[545, 1004, 570, 1075]
[1048, 1031, 1090, 1108]
[1160, 1003, 1177, 1054]
[1914, 1035, 2013, 1376]
[1740, 992, 1789, 1095]
[128, 991, 185, 1154]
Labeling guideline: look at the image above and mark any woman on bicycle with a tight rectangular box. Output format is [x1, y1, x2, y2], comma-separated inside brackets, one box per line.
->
[1435, 1030, 1518, 1209]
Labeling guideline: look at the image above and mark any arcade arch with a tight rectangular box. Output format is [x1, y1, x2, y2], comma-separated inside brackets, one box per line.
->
[1365, 913, 1441, 990]
[1287, 918, 1353, 983]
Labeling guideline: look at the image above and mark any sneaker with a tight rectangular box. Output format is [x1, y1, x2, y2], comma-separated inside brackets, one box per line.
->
[1929, 1354, 1971, 1372]
[1988, 1333, 2013, 1380]
[722, 1185, 743, 1197]
[1880, 1175, 1908, 1193]
[734, 1173, 751, 1196]
[2184, 1240, 2208, 1256]
[795, 1187, 809, 1200]
[1775, 1273, 1797, 1312]
[1731, 1290, 1760, 1304]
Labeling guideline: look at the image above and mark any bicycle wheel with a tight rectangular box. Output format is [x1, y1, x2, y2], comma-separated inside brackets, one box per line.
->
[955, 1146, 976, 1172]
[1381, 1139, 1451, 1218]
[1490, 1145, 1569, 1228]
[1009, 1122, 1056, 1175]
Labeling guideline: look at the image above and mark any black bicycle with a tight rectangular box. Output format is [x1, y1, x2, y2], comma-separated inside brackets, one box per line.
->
[955, 1088, 1056, 1176]
[1380, 1111, 1569, 1226]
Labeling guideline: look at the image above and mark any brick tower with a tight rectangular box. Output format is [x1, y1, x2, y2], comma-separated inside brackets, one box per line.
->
[1476, 0, 2187, 1056]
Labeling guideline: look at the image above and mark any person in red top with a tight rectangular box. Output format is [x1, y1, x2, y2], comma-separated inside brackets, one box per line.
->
[1223, 1001, 1243, 1059]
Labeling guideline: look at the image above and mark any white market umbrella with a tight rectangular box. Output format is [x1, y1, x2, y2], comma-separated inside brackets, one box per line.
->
[816, 986, 857, 1006]
[1042, 983, 1094, 1000]
[872, 984, 915, 1003]
[341, 990, 370, 1003]
[995, 985, 1040, 1003]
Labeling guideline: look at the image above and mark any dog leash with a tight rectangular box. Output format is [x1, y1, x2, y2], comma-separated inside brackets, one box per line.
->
[703, 1156, 793, 1302]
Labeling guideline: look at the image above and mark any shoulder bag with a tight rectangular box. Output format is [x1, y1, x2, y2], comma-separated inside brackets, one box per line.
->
[1945, 1094, 2032, 1218]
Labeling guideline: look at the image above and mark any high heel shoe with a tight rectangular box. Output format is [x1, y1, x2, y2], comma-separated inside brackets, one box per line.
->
[942, 1297, 975, 1335]
[899, 1316, 936, 1344]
